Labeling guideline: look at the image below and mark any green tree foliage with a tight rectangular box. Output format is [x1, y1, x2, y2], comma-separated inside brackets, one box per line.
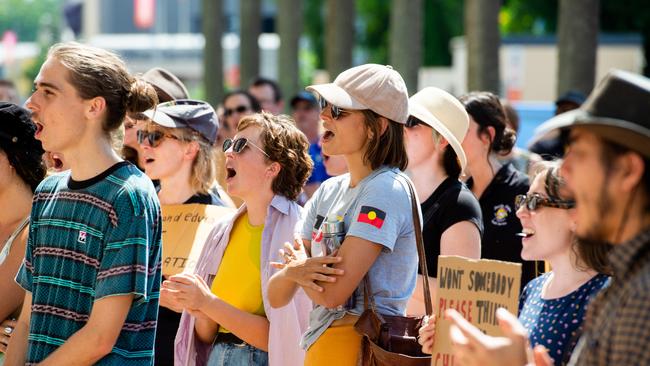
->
[500, 0, 558, 35]
[499, 0, 650, 75]
[356, 0, 390, 64]
[600, 0, 650, 75]
[423, 0, 463, 66]
[302, 0, 650, 74]
[0, 0, 62, 42]
[303, 0, 325, 70]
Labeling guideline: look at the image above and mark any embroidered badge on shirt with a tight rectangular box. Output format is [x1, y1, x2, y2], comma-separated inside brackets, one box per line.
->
[77, 230, 87, 244]
[491, 204, 511, 226]
[357, 206, 386, 229]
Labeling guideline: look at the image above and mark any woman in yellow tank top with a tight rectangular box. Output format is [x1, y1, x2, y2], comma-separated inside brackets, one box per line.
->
[163, 113, 313, 366]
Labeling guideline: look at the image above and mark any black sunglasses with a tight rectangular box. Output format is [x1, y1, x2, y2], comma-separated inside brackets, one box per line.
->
[515, 193, 576, 212]
[318, 97, 346, 120]
[224, 105, 250, 117]
[222, 137, 269, 157]
[137, 130, 179, 148]
[405, 116, 424, 128]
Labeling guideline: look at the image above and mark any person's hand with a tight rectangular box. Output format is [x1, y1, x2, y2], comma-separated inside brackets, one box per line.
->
[163, 273, 215, 311]
[532, 345, 553, 366]
[270, 240, 344, 292]
[159, 286, 184, 313]
[0, 318, 16, 353]
[446, 308, 532, 366]
[271, 237, 309, 269]
[270, 237, 344, 292]
[418, 314, 436, 354]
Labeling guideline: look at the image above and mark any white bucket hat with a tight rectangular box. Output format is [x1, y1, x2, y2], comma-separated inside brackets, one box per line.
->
[306, 64, 410, 124]
[409, 87, 469, 171]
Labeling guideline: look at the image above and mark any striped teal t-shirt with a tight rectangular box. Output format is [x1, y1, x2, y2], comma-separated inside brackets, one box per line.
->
[16, 162, 162, 365]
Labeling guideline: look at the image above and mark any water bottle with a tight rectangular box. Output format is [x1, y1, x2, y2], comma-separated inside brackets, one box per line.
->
[321, 215, 356, 310]
[321, 215, 345, 255]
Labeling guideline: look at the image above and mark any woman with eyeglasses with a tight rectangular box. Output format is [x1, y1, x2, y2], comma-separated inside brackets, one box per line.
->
[419, 161, 610, 365]
[214, 91, 262, 208]
[166, 112, 313, 366]
[266, 64, 418, 366]
[137, 99, 227, 366]
[459, 92, 543, 289]
[403, 87, 482, 315]
[0, 103, 46, 365]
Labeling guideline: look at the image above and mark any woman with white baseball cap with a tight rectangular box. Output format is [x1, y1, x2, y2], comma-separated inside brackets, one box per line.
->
[267, 64, 419, 365]
[404, 87, 482, 315]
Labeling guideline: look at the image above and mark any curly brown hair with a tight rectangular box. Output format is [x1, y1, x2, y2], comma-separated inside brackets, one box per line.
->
[237, 113, 313, 201]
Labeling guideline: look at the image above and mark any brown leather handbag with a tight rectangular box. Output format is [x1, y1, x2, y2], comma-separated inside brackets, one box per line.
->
[354, 179, 432, 366]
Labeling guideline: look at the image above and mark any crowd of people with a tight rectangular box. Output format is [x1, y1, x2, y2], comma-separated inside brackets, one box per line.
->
[0, 41, 648, 366]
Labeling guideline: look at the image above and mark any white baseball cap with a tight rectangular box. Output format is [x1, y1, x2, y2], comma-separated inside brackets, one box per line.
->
[306, 64, 410, 124]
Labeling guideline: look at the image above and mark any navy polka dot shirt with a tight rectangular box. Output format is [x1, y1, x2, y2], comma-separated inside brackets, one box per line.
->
[518, 272, 610, 366]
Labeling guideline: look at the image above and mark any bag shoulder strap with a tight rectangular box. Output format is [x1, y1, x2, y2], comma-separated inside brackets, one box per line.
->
[361, 174, 432, 315]
[404, 178, 433, 315]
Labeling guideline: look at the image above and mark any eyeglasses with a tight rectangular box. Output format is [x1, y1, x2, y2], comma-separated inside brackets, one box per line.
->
[318, 97, 347, 120]
[405, 116, 423, 128]
[223, 137, 269, 157]
[137, 130, 179, 148]
[515, 193, 576, 212]
[224, 105, 250, 117]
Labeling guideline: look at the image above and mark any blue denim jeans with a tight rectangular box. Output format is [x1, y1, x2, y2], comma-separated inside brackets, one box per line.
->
[207, 341, 269, 366]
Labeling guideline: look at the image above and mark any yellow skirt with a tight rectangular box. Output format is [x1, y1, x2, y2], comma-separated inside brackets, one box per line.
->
[304, 323, 362, 366]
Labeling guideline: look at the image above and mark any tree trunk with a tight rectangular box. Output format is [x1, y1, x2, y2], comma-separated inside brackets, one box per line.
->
[278, 0, 303, 112]
[202, 0, 223, 106]
[326, 0, 355, 79]
[464, 0, 501, 93]
[240, 0, 261, 88]
[390, 0, 423, 94]
[557, 0, 600, 97]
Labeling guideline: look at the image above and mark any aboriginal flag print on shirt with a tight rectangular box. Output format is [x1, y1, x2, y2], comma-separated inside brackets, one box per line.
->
[357, 206, 386, 229]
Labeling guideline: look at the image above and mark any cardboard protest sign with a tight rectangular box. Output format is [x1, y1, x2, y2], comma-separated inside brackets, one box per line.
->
[161, 204, 235, 276]
[431, 256, 522, 366]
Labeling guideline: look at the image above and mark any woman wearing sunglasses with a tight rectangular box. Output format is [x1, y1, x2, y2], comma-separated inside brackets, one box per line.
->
[214, 91, 262, 208]
[403, 87, 482, 315]
[167, 112, 313, 366]
[266, 64, 418, 366]
[419, 161, 610, 365]
[138, 99, 227, 366]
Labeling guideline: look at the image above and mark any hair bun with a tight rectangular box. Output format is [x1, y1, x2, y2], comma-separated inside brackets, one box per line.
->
[127, 78, 158, 114]
[495, 127, 517, 155]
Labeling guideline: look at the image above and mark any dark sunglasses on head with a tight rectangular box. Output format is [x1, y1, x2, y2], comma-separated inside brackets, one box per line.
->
[405, 116, 424, 128]
[137, 130, 179, 148]
[222, 137, 269, 157]
[224, 105, 250, 117]
[318, 97, 346, 120]
[515, 193, 576, 212]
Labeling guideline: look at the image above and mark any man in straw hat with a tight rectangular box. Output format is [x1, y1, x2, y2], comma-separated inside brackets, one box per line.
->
[443, 69, 650, 365]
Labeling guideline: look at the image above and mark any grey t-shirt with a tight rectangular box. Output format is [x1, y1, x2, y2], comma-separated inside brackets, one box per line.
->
[298, 166, 419, 348]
